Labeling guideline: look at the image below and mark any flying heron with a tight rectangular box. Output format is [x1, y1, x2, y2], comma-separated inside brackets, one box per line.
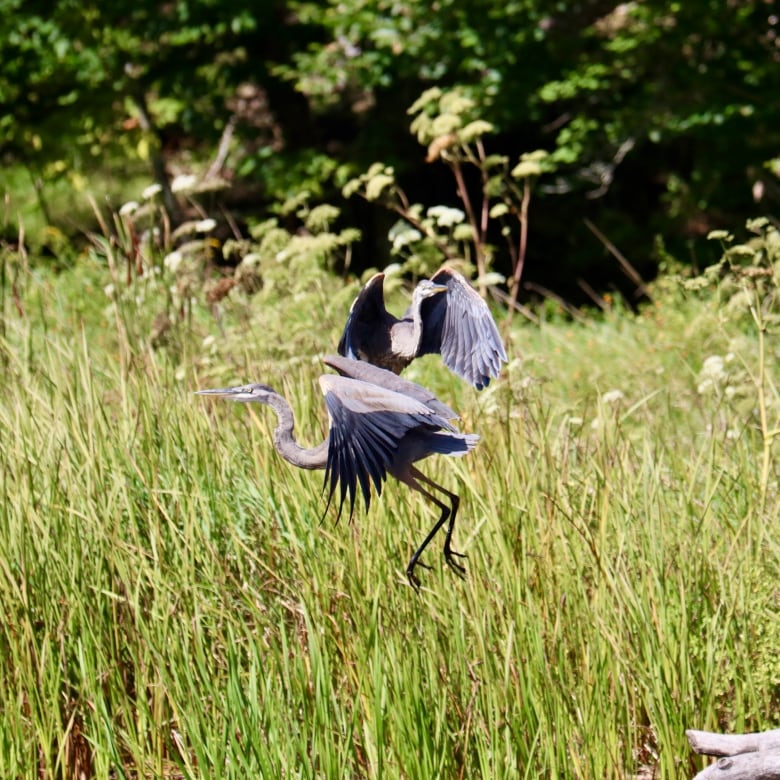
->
[338, 266, 507, 390]
[196, 355, 479, 589]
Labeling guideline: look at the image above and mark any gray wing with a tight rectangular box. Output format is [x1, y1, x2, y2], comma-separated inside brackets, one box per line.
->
[319, 373, 454, 519]
[322, 354, 458, 421]
[337, 273, 393, 361]
[417, 267, 507, 390]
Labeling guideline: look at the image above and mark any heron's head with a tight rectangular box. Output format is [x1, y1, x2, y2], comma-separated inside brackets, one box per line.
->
[414, 279, 448, 302]
[195, 383, 275, 403]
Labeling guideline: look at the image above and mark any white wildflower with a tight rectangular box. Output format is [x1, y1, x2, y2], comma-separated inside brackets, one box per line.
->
[427, 205, 465, 227]
[697, 354, 729, 395]
[390, 227, 422, 251]
[701, 355, 725, 379]
[382, 262, 403, 277]
[239, 252, 263, 267]
[142, 183, 162, 200]
[171, 174, 197, 193]
[175, 366, 186, 382]
[119, 201, 139, 217]
[103, 283, 115, 299]
[697, 378, 714, 395]
[163, 251, 183, 273]
[195, 218, 216, 233]
[202, 335, 216, 351]
[601, 389, 625, 405]
[703, 358, 723, 377]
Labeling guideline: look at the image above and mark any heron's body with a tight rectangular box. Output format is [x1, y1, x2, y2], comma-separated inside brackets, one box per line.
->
[338, 267, 507, 389]
[197, 355, 478, 588]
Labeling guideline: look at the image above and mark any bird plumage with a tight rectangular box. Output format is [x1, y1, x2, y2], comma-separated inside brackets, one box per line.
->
[338, 267, 507, 389]
[196, 355, 478, 588]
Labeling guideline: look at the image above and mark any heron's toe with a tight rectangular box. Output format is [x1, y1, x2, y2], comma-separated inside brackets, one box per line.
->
[444, 549, 467, 578]
[406, 565, 422, 591]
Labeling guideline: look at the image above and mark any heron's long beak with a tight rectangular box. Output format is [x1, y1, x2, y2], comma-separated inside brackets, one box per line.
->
[430, 283, 448, 294]
[195, 386, 244, 398]
[195, 384, 266, 404]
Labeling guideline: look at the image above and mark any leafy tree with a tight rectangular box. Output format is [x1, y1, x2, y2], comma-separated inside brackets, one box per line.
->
[279, 0, 780, 294]
[3, 0, 778, 294]
[0, 0, 299, 220]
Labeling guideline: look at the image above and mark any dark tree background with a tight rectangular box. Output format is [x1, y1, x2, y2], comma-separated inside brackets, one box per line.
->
[2, 0, 778, 299]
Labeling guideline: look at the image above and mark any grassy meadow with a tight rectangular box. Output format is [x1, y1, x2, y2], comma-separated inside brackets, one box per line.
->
[0, 228, 779, 778]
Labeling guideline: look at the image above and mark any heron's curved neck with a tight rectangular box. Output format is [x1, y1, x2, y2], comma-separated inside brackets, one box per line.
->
[265, 394, 329, 470]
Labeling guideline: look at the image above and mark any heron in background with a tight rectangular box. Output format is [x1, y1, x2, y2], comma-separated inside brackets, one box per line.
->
[338, 267, 507, 390]
[196, 355, 479, 589]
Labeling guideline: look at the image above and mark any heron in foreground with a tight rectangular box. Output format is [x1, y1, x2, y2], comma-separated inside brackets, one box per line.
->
[338, 266, 507, 390]
[196, 355, 479, 589]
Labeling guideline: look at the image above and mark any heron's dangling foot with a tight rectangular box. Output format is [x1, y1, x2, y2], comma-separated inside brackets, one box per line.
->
[406, 557, 432, 591]
[444, 544, 467, 578]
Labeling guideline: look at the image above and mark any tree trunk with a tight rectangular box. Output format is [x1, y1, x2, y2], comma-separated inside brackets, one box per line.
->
[130, 90, 182, 224]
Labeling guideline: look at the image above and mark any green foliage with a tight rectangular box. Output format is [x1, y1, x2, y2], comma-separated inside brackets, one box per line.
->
[698, 218, 780, 320]
[282, 0, 778, 176]
[344, 88, 553, 304]
[279, 0, 779, 288]
[676, 217, 780, 510]
[3, 0, 778, 299]
[0, 1, 286, 200]
[278, 0, 548, 113]
[82, 180, 360, 363]
[534, 1, 777, 201]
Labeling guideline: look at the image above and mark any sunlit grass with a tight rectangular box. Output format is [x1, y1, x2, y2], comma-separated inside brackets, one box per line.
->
[0, 255, 778, 778]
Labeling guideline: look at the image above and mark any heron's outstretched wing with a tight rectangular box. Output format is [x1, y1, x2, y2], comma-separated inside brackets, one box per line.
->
[319, 374, 454, 520]
[337, 273, 391, 360]
[417, 268, 508, 390]
[322, 354, 458, 421]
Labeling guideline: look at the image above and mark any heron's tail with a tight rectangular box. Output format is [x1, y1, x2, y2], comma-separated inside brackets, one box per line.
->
[425, 432, 480, 457]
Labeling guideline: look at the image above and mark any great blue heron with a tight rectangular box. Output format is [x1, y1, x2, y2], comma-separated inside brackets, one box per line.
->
[338, 267, 507, 389]
[196, 355, 479, 588]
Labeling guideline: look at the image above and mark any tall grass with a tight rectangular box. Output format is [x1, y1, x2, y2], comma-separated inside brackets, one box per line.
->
[0, 254, 778, 779]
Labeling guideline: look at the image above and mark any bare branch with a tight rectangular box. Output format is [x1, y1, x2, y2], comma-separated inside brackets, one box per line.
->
[506, 178, 532, 323]
[584, 218, 649, 299]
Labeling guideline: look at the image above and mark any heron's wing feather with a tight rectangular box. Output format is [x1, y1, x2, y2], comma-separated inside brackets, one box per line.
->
[337, 273, 388, 359]
[319, 374, 453, 518]
[419, 268, 508, 389]
[323, 354, 458, 420]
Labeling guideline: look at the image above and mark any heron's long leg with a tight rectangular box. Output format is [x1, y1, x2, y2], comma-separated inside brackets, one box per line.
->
[402, 466, 466, 588]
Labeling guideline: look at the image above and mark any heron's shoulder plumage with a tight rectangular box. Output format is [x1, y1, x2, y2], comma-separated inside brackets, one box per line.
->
[322, 355, 458, 420]
[319, 373, 444, 419]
